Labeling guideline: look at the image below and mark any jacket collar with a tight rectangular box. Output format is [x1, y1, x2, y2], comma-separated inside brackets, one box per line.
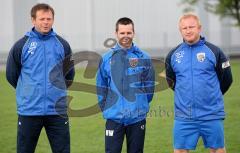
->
[112, 43, 141, 54]
[25, 27, 56, 40]
[183, 36, 205, 47]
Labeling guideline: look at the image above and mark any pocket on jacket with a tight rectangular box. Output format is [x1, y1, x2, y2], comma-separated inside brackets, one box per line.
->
[21, 85, 38, 100]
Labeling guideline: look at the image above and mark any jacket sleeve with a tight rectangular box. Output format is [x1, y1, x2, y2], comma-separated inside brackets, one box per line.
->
[6, 36, 28, 88]
[165, 49, 176, 90]
[56, 35, 75, 88]
[215, 49, 233, 95]
[96, 58, 109, 111]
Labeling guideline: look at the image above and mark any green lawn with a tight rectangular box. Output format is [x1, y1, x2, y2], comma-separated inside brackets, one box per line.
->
[0, 60, 239, 153]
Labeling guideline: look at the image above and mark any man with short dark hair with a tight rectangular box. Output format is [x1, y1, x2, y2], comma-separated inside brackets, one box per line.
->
[97, 17, 155, 153]
[6, 3, 74, 153]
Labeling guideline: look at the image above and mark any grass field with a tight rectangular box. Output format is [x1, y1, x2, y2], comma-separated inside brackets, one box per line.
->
[0, 60, 239, 153]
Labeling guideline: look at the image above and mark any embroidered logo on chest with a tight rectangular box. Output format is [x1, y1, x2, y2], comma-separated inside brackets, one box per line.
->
[27, 42, 37, 55]
[196, 52, 205, 62]
[175, 51, 184, 63]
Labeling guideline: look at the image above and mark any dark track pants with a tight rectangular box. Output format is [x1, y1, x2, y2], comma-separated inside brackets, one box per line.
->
[105, 119, 146, 153]
[17, 115, 70, 153]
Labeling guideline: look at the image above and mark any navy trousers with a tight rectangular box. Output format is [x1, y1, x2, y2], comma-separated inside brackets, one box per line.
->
[17, 115, 70, 153]
[105, 119, 146, 153]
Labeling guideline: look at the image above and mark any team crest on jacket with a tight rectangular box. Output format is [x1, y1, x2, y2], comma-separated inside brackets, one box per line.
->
[175, 51, 184, 63]
[197, 52, 205, 62]
[129, 58, 138, 67]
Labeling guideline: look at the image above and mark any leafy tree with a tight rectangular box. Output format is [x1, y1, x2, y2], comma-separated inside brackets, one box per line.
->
[180, 0, 240, 26]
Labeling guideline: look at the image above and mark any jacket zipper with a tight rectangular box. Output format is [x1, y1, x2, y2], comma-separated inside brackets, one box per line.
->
[122, 51, 125, 122]
[43, 41, 47, 115]
[190, 46, 193, 119]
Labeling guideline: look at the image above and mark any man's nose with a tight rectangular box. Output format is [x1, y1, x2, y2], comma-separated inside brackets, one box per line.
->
[123, 33, 128, 37]
[186, 28, 191, 33]
[43, 19, 49, 24]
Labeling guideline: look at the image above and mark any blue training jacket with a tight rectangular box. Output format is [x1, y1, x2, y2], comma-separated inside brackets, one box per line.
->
[6, 28, 75, 116]
[165, 37, 232, 121]
[96, 43, 155, 125]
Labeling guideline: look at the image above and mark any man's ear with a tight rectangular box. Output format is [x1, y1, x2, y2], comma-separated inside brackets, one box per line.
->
[31, 17, 35, 26]
[199, 25, 202, 32]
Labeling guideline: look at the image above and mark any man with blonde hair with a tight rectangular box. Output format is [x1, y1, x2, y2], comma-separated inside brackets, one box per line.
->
[165, 13, 232, 153]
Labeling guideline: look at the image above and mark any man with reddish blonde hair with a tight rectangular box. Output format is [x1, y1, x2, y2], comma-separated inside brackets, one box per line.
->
[165, 13, 232, 153]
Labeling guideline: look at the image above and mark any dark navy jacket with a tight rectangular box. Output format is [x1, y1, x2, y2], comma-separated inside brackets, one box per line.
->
[6, 28, 75, 115]
[165, 37, 232, 121]
[96, 43, 155, 125]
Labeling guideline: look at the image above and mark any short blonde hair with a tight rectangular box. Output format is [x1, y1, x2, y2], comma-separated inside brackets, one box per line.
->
[178, 13, 201, 28]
